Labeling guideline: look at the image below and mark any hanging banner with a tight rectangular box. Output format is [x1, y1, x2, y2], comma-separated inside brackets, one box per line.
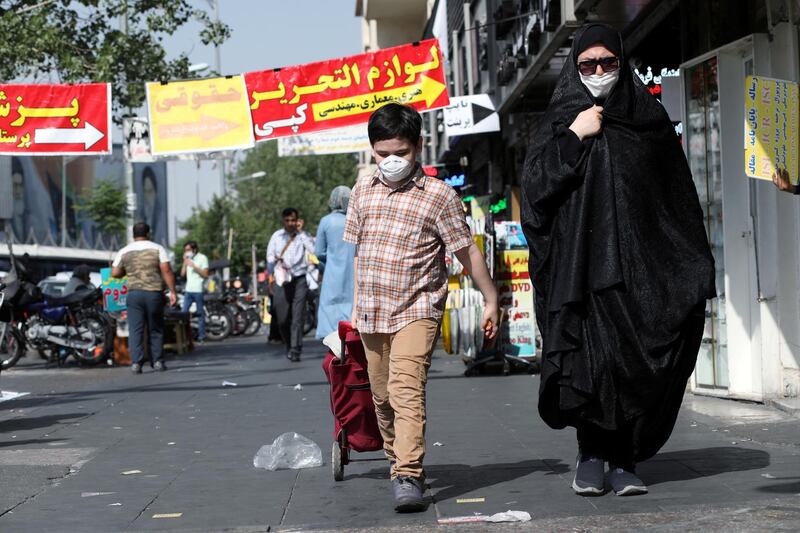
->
[123, 117, 155, 162]
[245, 38, 448, 141]
[146, 75, 255, 156]
[744, 76, 799, 185]
[277, 124, 370, 156]
[0, 83, 111, 156]
[100, 267, 128, 312]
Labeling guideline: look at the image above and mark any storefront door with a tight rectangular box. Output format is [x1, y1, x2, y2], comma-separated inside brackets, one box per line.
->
[684, 57, 730, 389]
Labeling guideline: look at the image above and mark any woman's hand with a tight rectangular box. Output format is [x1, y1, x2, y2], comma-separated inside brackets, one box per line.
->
[569, 105, 604, 140]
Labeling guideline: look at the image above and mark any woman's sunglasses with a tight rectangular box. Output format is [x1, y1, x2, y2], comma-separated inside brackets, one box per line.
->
[577, 57, 620, 76]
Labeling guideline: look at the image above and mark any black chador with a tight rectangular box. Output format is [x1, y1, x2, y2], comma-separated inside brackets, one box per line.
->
[521, 24, 716, 478]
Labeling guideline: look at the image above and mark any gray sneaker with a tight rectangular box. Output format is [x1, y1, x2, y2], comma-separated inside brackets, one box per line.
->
[130, 363, 142, 374]
[153, 361, 167, 372]
[608, 467, 648, 496]
[572, 454, 605, 495]
[392, 476, 426, 512]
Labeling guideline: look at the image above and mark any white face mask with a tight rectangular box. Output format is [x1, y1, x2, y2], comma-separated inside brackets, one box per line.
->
[378, 155, 414, 182]
[579, 70, 620, 99]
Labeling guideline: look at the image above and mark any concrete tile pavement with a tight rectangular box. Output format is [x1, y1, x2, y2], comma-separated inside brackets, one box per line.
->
[0, 335, 797, 531]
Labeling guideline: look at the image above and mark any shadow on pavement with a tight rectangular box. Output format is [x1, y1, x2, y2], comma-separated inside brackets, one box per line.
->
[643, 446, 771, 485]
[0, 438, 64, 448]
[0, 412, 87, 433]
[755, 478, 800, 494]
[349, 459, 570, 504]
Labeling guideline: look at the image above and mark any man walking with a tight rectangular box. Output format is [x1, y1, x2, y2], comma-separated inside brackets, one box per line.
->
[267, 208, 314, 361]
[180, 241, 209, 343]
[344, 103, 499, 512]
[112, 222, 177, 373]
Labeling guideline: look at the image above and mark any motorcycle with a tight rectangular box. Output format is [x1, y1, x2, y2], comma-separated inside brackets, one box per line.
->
[180, 292, 233, 342]
[0, 283, 25, 371]
[239, 293, 262, 337]
[1, 250, 112, 366]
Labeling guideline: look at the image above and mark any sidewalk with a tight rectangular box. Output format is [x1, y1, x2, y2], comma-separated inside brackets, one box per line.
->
[0, 336, 798, 532]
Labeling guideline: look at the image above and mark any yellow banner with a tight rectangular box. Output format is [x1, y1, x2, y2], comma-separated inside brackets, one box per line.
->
[744, 76, 799, 185]
[146, 76, 254, 156]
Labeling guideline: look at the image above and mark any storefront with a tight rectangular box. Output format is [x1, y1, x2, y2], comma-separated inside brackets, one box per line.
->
[680, 21, 800, 401]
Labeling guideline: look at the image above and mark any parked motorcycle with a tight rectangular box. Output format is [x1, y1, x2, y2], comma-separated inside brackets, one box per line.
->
[0, 283, 25, 371]
[0, 251, 112, 366]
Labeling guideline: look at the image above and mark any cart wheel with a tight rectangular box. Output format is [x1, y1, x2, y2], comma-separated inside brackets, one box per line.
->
[332, 442, 344, 482]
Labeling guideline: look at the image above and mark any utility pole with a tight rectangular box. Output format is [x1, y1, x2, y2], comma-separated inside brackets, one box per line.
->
[251, 243, 257, 299]
[122, 2, 134, 244]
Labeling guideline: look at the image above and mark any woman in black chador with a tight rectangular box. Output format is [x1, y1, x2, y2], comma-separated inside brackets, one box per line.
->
[521, 24, 716, 496]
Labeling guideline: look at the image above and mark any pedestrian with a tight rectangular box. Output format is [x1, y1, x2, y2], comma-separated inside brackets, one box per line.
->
[314, 186, 356, 340]
[521, 23, 716, 496]
[180, 241, 209, 343]
[344, 103, 499, 512]
[111, 222, 177, 373]
[62, 264, 93, 295]
[266, 207, 315, 361]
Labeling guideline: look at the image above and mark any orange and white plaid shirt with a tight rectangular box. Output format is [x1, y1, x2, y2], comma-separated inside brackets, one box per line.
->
[343, 165, 473, 334]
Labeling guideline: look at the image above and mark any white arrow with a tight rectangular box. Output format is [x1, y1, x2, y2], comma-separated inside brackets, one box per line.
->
[34, 122, 105, 150]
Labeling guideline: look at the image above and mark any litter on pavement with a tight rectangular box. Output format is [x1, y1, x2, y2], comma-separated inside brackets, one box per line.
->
[253, 432, 323, 470]
[293, 384, 303, 391]
[433, 442, 444, 446]
[456, 497, 485, 503]
[121, 470, 142, 475]
[81, 492, 116, 497]
[153, 513, 183, 519]
[222, 380, 238, 387]
[438, 511, 532, 524]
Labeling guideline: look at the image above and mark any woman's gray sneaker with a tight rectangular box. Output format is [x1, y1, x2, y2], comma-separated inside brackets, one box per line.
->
[572, 454, 605, 495]
[608, 467, 648, 496]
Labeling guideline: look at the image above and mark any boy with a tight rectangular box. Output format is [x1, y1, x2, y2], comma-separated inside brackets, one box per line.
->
[343, 103, 499, 512]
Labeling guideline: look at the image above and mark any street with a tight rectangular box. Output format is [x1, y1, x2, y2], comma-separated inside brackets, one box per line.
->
[0, 336, 799, 532]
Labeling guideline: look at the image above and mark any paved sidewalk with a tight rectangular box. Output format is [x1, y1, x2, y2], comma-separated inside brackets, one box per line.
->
[0, 335, 798, 532]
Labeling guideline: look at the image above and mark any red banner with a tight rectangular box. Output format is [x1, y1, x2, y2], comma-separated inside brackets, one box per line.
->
[244, 39, 448, 141]
[0, 83, 111, 155]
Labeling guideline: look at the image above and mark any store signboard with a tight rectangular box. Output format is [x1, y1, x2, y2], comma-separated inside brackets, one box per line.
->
[744, 75, 799, 185]
[443, 94, 500, 137]
[245, 39, 448, 141]
[100, 267, 127, 312]
[0, 83, 112, 155]
[277, 124, 370, 156]
[146, 75, 255, 156]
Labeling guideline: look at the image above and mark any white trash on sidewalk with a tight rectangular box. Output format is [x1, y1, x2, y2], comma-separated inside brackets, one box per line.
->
[485, 510, 532, 523]
[253, 432, 323, 470]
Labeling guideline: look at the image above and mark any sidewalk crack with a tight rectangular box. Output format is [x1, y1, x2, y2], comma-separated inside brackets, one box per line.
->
[279, 470, 301, 526]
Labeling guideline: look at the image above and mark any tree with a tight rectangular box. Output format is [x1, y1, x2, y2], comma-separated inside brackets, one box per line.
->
[76, 179, 127, 238]
[178, 141, 359, 274]
[0, 1, 230, 120]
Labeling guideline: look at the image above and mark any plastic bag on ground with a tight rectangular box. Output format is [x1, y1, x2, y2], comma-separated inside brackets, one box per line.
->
[253, 432, 323, 470]
[485, 510, 532, 523]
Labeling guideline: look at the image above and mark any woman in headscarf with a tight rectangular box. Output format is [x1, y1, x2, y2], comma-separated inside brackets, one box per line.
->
[521, 24, 716, 496]
[314, 185, 356, 339]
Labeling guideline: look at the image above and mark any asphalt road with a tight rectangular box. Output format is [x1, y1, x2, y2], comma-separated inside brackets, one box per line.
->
[0, 334, 799, 532]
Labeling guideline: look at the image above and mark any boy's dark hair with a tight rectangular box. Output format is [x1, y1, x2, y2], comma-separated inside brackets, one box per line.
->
[133, 222, 150, 238]
[282, 207, 299, 218]
[368, 103, 422, 146]
[185, 240, 199, 252]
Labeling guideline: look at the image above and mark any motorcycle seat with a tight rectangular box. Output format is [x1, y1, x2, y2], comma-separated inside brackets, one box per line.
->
[46, 288, 99, 307]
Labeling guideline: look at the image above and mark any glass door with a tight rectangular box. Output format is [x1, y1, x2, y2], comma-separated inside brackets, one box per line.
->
[685, 57, 729, 389]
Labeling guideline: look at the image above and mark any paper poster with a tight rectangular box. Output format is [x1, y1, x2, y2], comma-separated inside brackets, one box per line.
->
[0, 83, 111, 155]
[496, 250, 533, 310]
[101, 267, 128, 312]
[245, 38, 448, 141]
[501, 307, 536, 357]
[744, 76, 799, 185]
[146, 75, 254, 156]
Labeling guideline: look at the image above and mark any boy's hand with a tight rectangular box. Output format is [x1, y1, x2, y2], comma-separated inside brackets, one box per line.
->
[772, 168, 797, 193]
[482, 302, 499, 339]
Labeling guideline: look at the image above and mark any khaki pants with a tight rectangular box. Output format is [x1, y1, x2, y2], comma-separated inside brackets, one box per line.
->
[361, 318, 439, 480]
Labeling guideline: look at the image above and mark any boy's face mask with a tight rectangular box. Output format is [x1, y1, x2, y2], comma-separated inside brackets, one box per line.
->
[378, 155, 414, 182]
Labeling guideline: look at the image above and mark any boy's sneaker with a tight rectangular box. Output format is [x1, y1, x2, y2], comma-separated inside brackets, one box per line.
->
[572, 454, 605, 495]
[392, 476, 426, 512]
[130, 363, 142, 374]
[608, 467, 648, 496]
[153, 361, 167, 372]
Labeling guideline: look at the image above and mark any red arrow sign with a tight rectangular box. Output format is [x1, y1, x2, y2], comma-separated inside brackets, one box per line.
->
[0, 83, 111, 155]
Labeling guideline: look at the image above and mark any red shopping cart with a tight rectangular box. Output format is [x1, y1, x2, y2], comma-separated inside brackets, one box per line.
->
[322, 321, 383, 481]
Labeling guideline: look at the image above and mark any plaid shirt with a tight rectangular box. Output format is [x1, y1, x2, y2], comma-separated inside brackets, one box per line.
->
[343, 165, 473, 334]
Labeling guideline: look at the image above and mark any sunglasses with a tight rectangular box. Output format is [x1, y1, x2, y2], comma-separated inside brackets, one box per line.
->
[577, 56, 620, 76]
